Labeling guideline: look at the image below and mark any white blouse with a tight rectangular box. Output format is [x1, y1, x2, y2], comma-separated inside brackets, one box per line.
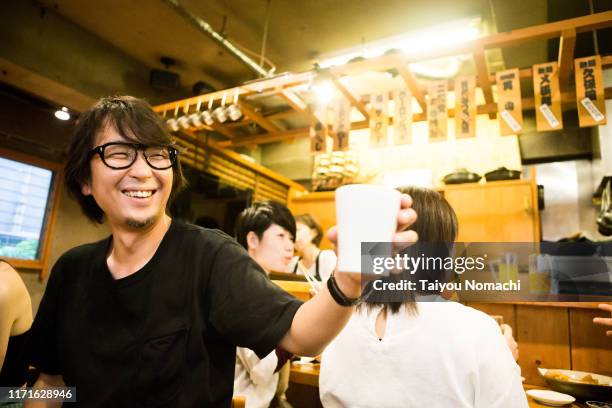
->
[234, 348, 279, 408]
[319, 301, 528, 408]
[287, 249, 337, 282]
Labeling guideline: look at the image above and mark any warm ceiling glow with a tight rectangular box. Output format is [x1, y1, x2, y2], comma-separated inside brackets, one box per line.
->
[318, 17, 481, 71]
[313, 80, 334, 105]
[54, 107, 70, 121]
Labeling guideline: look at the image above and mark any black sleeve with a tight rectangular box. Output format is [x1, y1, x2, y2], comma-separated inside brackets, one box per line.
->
[27, 255, 65, 375]
[208, 241, 303, 359]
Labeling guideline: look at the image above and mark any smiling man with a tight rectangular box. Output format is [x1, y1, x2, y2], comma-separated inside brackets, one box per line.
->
[25, 96, 417, 408]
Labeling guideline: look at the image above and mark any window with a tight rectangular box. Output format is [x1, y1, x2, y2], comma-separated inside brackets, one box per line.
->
[0, 157, 54, 260]
[0, 147, 62, 272]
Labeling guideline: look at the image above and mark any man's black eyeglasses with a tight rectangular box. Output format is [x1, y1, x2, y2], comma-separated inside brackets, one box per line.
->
[88, 142, 178, 170]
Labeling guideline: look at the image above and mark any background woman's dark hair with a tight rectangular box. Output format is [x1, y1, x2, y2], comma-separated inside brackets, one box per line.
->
[362, 186, 459, 315]
[295, 213, 324, 246]
[234, 200, 296, 249]
[64, 96, 186, 223]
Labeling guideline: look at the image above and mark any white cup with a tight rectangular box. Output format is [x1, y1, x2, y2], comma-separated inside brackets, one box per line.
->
[335, 184, 401, 274]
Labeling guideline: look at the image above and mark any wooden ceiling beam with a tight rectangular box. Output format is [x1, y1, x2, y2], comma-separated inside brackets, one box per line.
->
[473, 48, 496, 119]
[225, 108, 297, 128]
[558, 28, 577, 92]
[480, 10, 612, 50]
[210, 123, 237, 139]
[277, 89, 325, 125]
[395, 62, 427, 113]
[154, 12, 612, 118]
[218, 87, 612, 147]
[239, 101, 283, 133]
[329, 73, 370, 120]
[219, 127, 309, 148]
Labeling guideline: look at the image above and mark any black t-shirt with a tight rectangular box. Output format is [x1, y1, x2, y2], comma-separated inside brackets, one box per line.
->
[28, 220, 302, 407]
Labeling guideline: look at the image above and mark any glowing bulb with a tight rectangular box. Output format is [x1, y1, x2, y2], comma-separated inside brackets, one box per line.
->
[54, 107, 70, 121]
[313, 81, 334, 105]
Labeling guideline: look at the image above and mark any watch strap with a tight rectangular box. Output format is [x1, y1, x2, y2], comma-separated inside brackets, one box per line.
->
[327, 273, 361, 307]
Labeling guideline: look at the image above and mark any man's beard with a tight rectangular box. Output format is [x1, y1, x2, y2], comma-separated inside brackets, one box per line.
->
[125, 214, 157, 229]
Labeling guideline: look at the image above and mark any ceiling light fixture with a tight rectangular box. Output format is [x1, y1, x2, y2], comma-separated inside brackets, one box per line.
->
[54, 107, 70, 121]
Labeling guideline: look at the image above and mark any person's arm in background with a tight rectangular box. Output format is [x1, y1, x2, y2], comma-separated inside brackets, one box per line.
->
[279, 195, 417, 356]
[500, 324, 519, 361]
[476, 319, 528, 408]
[23, 373, 66, 408]
[593, 303, 612, 337]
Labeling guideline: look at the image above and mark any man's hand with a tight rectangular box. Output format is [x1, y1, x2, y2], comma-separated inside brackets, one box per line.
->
[326, 193, 418, 297]
[593, 303, 612, 337]
[501, 324, 519, 361]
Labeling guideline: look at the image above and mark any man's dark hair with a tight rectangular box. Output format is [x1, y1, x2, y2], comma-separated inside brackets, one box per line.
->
[64, 96, 186, 223]
[295, 213, 324, 246]
[234, 200, 296, 249]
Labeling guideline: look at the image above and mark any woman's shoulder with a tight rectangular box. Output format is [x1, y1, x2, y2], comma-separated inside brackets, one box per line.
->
[0, 262, 30, 318]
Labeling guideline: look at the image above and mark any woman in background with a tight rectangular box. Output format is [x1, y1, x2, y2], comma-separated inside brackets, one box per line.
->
[0, 259, 33, 407]
[319, 187, 526, 408]
[288, 214, 336, 282]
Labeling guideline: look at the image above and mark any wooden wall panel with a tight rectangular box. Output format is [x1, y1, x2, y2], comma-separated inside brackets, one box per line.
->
[466, 302, 516, 329]
[288, 192, 336, 250]
[516, 306, 571, 385]
[569, 308, 612, 376]
[444, 181, 537, 242]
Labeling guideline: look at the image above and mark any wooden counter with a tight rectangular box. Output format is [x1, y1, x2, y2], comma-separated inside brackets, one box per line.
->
[274, 279, 611, 388]
[289, 364, 593, 407]
[467, 301, 612, 386]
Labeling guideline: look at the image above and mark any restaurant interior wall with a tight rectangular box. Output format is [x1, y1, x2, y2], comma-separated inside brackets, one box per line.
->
[535, 159, 608, 241]
[0, 86, 110, 314]
[0, 0, 189, 111]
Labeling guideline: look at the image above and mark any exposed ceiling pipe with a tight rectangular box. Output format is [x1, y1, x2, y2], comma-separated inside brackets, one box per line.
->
[162, 0, 271, 78]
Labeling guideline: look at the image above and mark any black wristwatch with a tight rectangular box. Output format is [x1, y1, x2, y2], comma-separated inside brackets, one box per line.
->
[327, 273, 361, 307]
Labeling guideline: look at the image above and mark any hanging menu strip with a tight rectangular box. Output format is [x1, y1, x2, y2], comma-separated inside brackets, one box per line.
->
[332, 97, 352, 151]
[310, 103, 327, 154]
[495, 68, 523, 136]
[574, 55, 606, 127]
[532, 62, 563, 131]
[454, 76, 476, 138]
[538, 104, 560, 129]
[393, 87, 412, 145]
[369, 92, 389, 147]
[427, 80, 448, 142]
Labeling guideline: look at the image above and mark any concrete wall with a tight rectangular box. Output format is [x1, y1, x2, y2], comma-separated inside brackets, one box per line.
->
[0, 0, 187, 110]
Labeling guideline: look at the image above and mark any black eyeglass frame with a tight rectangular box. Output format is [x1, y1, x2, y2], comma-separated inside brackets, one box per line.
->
[88, 142, 179, 170]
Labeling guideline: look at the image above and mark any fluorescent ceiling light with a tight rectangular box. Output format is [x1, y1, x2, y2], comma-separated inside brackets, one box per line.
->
[54, 106, 70, 120]
[318, 17, 481, 70]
